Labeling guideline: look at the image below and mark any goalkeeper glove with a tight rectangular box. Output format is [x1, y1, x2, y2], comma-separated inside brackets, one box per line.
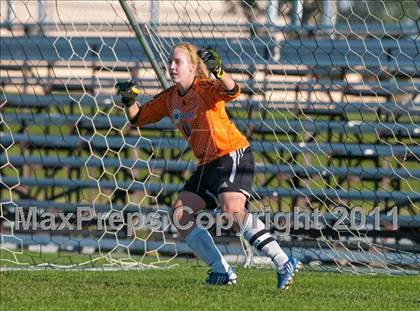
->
[197, 48, 225, 79]
[116, 81, 140, 107]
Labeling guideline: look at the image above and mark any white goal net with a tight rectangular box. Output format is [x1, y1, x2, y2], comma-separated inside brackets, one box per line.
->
[1, 0, 419, 273]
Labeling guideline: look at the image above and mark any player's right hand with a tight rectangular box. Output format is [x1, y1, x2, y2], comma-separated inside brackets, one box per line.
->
[116, 81, 140, 107]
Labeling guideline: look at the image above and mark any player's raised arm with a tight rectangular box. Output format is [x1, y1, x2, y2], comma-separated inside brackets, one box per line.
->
[197, 48, 235, 91]
[116, 81, 169, 126]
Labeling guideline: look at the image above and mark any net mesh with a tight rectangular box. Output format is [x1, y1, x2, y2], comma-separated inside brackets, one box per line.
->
[1, 0, 419, 273]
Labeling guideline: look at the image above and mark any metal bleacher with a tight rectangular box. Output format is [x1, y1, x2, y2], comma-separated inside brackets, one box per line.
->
[1, 22, 420, 255]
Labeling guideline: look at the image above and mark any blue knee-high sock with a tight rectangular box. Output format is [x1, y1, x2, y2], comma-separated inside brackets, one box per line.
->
[186, 227, 230, 273]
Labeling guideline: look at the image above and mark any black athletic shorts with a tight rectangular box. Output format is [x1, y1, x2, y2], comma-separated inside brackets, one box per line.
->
[183, 146, 254, 209]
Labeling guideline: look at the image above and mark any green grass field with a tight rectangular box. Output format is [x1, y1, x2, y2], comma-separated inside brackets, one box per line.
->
[1, 264, 420, 311]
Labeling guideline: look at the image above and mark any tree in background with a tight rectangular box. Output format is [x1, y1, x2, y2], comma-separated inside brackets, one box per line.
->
[337, 0, 420, 25]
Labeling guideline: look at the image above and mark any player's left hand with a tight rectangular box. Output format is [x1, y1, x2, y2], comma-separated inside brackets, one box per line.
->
[116, 81, 140, 107]
[197, 48, 225, 79]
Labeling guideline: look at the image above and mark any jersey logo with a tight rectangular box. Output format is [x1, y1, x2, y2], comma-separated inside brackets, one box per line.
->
[220, 181, 229, 189]
[172, 109, 195, 123]
[173, 109, 181, 122]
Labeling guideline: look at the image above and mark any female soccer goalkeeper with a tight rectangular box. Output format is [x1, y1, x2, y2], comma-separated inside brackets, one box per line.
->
[117, 43, 302, 289]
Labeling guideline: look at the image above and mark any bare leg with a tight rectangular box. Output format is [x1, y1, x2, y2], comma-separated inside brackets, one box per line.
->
[217, 192, 247, 233]
[172, 191, 206, 237]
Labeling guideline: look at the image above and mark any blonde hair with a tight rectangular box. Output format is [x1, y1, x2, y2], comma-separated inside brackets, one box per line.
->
[172, 42, 209, 79]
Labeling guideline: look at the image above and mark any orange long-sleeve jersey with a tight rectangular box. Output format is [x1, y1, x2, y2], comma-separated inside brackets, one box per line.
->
[132, 78, 249, 165]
